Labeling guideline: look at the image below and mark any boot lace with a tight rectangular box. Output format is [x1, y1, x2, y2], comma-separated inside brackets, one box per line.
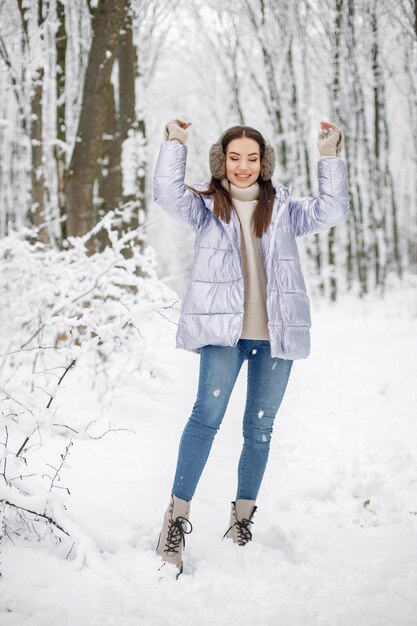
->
[164, 515, 193, 555]
[223, 517, 254, 546]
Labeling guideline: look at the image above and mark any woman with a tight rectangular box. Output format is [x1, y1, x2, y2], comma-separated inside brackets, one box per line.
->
[153, 119, 349, 575]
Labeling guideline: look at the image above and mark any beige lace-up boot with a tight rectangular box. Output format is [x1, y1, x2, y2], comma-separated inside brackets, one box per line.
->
[223, 499, 257, 546]
[156, 495, 193, 576]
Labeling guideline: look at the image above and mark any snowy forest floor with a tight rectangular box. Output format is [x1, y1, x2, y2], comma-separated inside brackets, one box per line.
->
[1, 288, 417, 626]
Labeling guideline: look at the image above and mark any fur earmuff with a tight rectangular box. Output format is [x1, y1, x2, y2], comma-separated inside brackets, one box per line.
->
[209, 142, 226, 181]
[209, 131, 276, 181]
[259, 144, 276, 181]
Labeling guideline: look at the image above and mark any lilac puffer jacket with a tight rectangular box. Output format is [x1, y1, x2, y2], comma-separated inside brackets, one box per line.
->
[153, 141, 349, 360]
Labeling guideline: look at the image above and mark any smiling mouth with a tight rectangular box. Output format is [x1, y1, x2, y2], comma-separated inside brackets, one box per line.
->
[235, 174, 251, 179]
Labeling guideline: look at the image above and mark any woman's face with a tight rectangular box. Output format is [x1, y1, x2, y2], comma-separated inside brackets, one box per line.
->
[225, 137, 261, 188]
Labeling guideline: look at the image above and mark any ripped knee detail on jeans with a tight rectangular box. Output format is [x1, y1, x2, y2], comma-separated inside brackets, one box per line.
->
[243, 425, 274, 448]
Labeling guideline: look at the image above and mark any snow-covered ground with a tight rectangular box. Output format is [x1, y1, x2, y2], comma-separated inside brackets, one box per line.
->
[1, 287, 417, 626]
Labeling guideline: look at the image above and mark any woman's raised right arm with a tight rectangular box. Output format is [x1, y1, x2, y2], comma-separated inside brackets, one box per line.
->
[153, 120, 209, 232]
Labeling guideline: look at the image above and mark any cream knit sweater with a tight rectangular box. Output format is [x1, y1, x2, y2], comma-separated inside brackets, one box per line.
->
[221, 178, 270, 340]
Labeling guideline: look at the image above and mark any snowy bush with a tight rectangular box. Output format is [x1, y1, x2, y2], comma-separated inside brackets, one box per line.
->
[0, 215, 179, 565]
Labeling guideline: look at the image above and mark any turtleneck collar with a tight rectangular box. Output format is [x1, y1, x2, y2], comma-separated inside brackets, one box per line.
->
[221, 177, 260, 202]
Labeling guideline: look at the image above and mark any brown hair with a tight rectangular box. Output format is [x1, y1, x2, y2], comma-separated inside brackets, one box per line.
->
[187, 126, 276, 238]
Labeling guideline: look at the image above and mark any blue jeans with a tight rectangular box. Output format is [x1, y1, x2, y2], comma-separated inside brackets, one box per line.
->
[172, 339, 293, 502]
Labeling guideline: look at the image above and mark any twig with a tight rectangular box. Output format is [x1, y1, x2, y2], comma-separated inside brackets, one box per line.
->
[7, 474, 38, 483]
[2, 521, 16, 546]
[20, 325, 45, 350]
[45, 440, 73, 493]
[88, 425, 135, 439]
[52, 423, 79, 434]
[1, 499, 70, 537]
[16, 360, 76, 457]
[0, 346, 65, 358]
[0, 390, 33, 415]
[66, 542, 75, 560]
[54, 261, 119, 315]
[155, 299, 181, 325]
[0, 425, 9, 481]
[46, 360, 76, 409]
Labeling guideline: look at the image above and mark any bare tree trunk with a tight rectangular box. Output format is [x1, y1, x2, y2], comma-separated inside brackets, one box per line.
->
[117, 4, 146, 260]
[229, 39, 245, 125]
[404, 4, 417, 271]
[30, 65, 47, 241]
[17, 0, 49, 243]
[118, 6, 136, 145]
[118, 3, 141, 210]
[370, 1, 384, 289]
[287, 37, 302, 182]
[346, 0, 368, 296]
[65, 0, 127, 247]
[327, 0, 344, 302]
[55, 0, 67, 243]
[96, 81, 122, 250]
[101, 83, 122, 212]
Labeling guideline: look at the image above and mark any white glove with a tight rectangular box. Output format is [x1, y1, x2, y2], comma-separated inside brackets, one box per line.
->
[317, 121, 344, 157]
[163, 119, 190, 144]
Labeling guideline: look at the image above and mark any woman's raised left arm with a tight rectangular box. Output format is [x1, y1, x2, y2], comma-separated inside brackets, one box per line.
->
[288, 122, 350, 237]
